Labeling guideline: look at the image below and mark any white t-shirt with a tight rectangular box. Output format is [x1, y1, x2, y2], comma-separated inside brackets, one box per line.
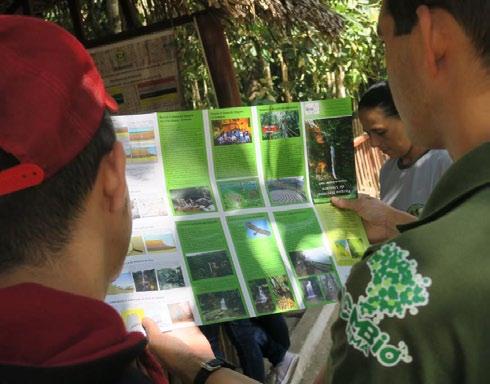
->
[380, 149, 453, 215]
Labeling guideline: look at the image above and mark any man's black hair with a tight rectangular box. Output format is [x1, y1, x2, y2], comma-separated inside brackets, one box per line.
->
[358, 81, 400, 118]
[0, 112, 116, 272]
[385, 0, 490, 67]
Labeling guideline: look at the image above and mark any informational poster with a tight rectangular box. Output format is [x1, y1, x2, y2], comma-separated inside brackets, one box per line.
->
[89, 30, 180, 114]
[106, 98, 369, 332]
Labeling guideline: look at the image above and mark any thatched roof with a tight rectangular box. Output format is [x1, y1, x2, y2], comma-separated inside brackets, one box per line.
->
[1, 0, 344, 40]
[194, 0, 344, 38]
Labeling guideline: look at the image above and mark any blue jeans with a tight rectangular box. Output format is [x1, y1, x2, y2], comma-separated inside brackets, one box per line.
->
[201, 314, 290, 382]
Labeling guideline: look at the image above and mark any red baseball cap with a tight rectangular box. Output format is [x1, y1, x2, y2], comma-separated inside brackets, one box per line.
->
[0, 15, 118, 197]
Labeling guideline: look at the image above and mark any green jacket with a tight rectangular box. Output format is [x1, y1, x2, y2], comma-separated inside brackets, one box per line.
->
[327, 142, 490, 383]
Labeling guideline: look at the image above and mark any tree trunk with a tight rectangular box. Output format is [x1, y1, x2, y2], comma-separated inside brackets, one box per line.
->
[203, 79, 209, 105]
[107, 0, 122, 34]
[335, 67, 346, 98]
[251, 37, 272, 89]
[326, 71, 335, 94]
[192, 80, 201, 109]
[118, 0, 141, 30]
[277, 50, 292, 102]
[263, 62, 273, 89]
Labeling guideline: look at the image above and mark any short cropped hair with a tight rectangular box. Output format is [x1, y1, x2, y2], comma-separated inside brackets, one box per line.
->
[385, 0, 490, 67]
[0, 112, 116, 272]
[358, 81, 400, 119]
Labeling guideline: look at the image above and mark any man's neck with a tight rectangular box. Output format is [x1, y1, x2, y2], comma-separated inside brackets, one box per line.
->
[446, 97, 490, 161]
[434, 72, 490, 161]
[0, 250, 109, 301]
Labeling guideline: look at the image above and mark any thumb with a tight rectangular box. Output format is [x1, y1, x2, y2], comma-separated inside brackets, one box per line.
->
[142, 317, 160, 338]
[331, 196, 356, 210]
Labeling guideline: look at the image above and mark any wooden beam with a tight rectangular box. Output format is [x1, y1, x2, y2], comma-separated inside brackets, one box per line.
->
[5, 0, 22, 14]
[195, 12, 241, 108]
[67, 0, 85, 43]
[84, 11, 204, 49]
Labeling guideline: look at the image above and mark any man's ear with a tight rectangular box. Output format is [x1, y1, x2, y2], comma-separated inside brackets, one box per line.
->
[416, 5, 448, 78]
[99, 141, 128, 213]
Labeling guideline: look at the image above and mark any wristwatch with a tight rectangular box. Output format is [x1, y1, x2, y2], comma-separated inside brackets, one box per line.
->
[193, 358, 235, 384]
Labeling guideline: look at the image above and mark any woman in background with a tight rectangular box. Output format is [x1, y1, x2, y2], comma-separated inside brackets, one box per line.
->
[358, 81, 452, 216]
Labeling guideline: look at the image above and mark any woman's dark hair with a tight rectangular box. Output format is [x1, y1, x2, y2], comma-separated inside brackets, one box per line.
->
[358, 81, 400, 118]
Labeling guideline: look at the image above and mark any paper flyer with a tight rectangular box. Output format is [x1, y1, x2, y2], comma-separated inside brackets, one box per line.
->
[106, 98, 369, 331]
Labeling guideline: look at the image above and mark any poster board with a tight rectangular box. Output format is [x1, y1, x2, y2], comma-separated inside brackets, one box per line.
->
[89, 30, 180, 114]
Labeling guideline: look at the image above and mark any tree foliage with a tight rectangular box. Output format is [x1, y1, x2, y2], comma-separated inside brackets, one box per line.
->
[33, 0, 385, 112]
[177, 0, 385, 109]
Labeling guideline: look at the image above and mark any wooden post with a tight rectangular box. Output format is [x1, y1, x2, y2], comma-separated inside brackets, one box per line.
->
[195, 12, 241, 108]
[67, 0, 85, 43]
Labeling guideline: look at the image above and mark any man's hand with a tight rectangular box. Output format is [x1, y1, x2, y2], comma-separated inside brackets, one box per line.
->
[143, 318, 213, 383]
[331, 194, 416, 243]
[142, 318, 259, 384]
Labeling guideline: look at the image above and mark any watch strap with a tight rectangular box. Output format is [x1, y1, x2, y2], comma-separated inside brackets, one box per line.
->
[193, 358, 235, 384]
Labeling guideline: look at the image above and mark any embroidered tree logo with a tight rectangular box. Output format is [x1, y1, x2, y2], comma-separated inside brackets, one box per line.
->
[339, 242, 432, 367]
[358, 243, 432, 324]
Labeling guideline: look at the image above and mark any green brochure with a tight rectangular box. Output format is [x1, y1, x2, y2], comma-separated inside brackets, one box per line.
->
[106, 99, 370, 330]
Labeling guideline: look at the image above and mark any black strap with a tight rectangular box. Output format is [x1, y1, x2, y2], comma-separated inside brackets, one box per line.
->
[193, 366, 217, 384]
[193, 359, 235, 384]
